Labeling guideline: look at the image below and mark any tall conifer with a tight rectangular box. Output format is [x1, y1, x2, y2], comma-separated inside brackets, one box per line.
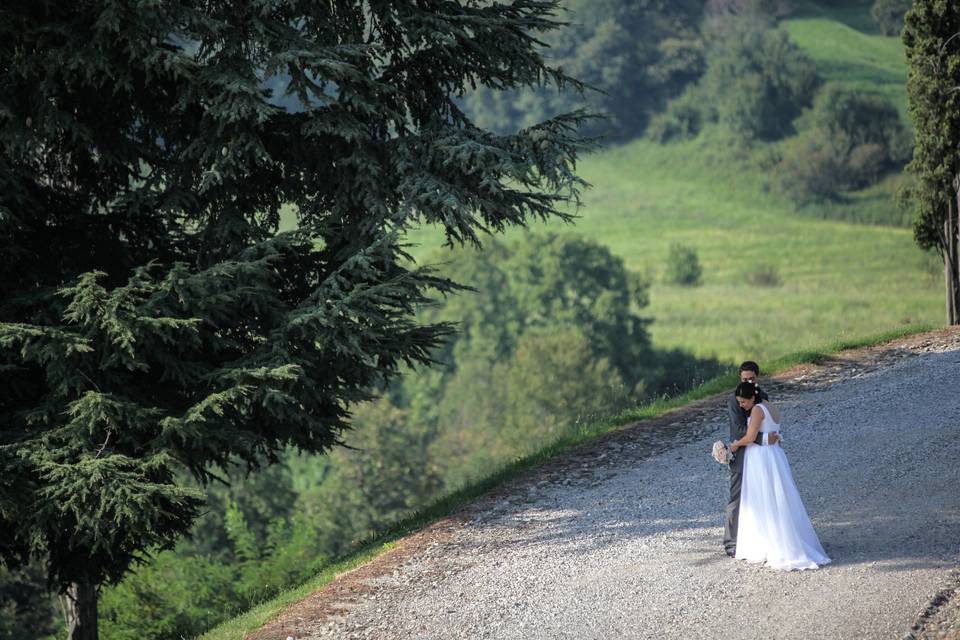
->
[904, 0, 960, 324]
[0, 2, 591, 637]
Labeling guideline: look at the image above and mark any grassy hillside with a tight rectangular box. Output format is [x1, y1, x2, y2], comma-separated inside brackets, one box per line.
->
[403, 1, 941, 365]
[785, 0, 908, 115]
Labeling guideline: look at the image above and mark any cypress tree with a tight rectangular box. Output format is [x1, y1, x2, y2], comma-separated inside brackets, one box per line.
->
[0, 2, 592, 638]
[903, 1, 960, 324]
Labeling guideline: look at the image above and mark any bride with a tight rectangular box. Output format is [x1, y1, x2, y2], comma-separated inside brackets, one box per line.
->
[729, 381, 831, 570]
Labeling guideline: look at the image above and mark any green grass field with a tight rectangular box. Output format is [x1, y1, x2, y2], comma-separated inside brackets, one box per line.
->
[405, 136, 942, 365]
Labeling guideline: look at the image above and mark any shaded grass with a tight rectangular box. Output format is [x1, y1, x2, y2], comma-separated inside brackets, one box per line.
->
[795, 174, 910, 227]
[200, 323, 935, 640]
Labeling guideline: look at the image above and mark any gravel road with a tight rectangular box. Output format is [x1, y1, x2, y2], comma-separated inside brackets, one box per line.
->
[254, 330, 960, 640]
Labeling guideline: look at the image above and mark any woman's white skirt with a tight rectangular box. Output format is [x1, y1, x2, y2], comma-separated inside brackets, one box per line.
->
[735, 443, 832, 570]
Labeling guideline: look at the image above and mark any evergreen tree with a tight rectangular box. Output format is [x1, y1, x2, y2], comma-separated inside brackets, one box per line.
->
[903, 0, 960, 324]
[0, 2, 591, 638]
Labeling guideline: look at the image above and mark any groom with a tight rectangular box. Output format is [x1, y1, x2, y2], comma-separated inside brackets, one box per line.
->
[723, 360, 779, 557]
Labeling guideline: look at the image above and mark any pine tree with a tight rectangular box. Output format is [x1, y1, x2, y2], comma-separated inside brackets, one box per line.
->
[903, 1, 960, 324]
[0, 2, 592, 638]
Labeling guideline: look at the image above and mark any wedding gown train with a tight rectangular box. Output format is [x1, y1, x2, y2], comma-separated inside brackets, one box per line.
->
[734, 403, 831, 570]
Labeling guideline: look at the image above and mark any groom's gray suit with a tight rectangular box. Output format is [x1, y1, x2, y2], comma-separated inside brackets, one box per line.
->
[723, 388, 769, 555]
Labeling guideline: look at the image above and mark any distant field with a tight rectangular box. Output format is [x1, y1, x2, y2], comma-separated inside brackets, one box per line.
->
[403, 134, 942, 365]
[781, 0, 912, 226]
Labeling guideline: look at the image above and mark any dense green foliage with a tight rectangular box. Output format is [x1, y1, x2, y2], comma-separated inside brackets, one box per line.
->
[462, 0, 705, 139]
[648, 3, 914, 224]
[96, 396, 442, 639]
[0, 0, 593, 637]
[650, 17, 818, 142]
[702, 18, 819, 140]
[872, 0, 912, 35]
[799, 83, 910, 156]
[773, 83, 909, 202]
[0, 565, 60, 639]
[903, 0, 960, 249]
[705, 0, 794, 17]
[406, 233, 721, 485]
[664, 243, 703, 286]
[903, 0, 960, 323]
[85, 232, 724, 638]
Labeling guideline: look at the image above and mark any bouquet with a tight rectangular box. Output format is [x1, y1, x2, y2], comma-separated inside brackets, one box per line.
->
[711, 440, 735, 465]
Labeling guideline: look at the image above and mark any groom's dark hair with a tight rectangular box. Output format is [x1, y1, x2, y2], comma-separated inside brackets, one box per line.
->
[739, 361, 760, 375]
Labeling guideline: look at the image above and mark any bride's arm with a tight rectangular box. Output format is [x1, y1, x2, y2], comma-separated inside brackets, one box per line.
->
[731, 406, 763, 452]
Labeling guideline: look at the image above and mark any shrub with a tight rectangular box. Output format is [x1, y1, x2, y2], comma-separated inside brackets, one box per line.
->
[799, 83, 906, 153]
[705, 0, 794, 17]
[747, 263, 783, 287]
[888, 125, 916, 166]
[665, 243, 703, 286]
[846, 143, 889, 189]
[701, 20, 819, 141]
[500, 327, 631, 451]
[772, 129, 851, 203]
[651, 19, 818, 144]
[647, 87, 707, 142]
[871, 0, 912, 36]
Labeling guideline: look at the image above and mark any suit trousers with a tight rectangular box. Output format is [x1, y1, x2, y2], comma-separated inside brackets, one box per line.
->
[723, 454, 744, 552]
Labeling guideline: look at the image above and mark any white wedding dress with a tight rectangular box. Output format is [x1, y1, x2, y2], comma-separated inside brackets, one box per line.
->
[735, 403, 831, 570]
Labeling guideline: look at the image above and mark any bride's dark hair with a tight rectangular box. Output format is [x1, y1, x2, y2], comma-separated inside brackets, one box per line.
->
[735, 380, 762, 402]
